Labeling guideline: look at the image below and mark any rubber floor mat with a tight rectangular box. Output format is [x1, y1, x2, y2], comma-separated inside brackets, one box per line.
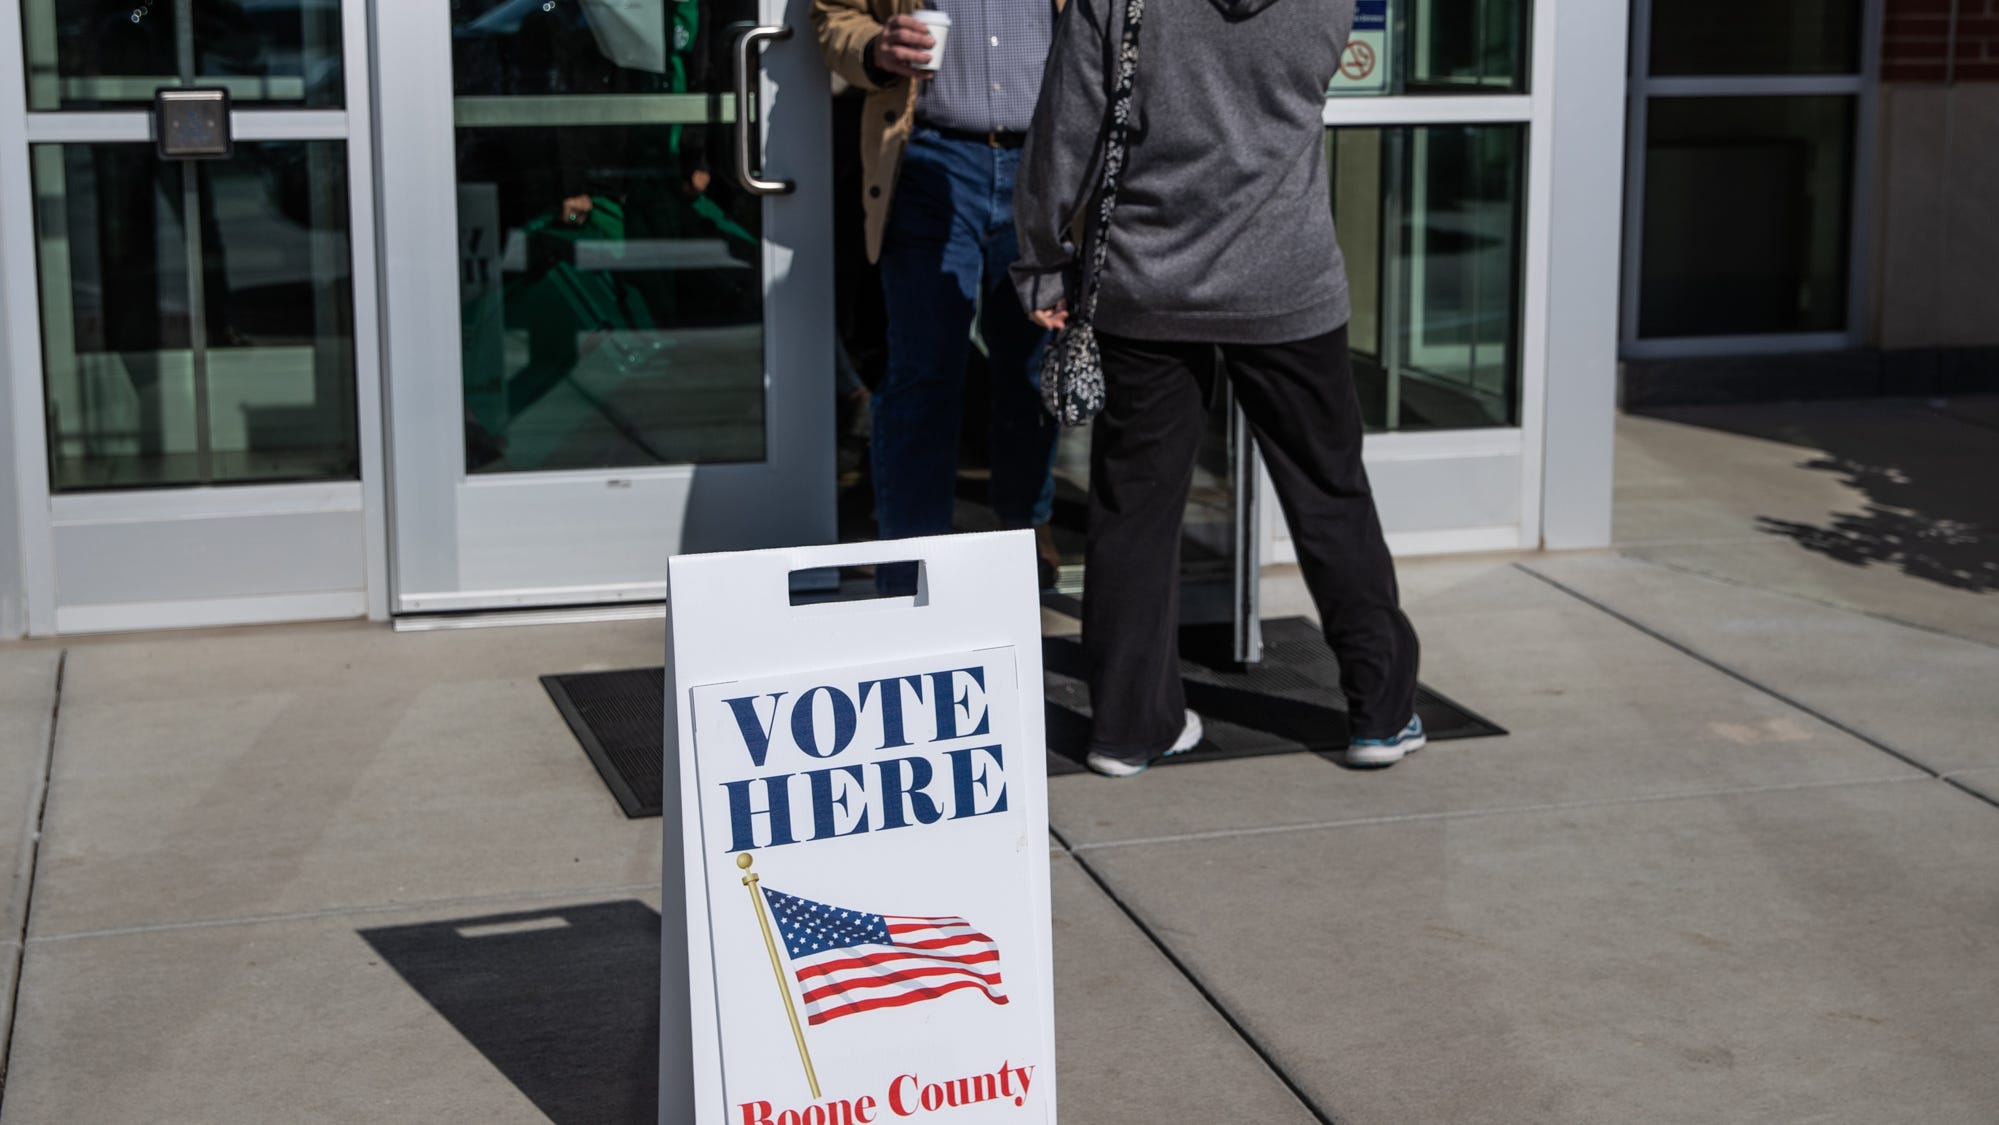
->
[1042, 616, 1506, 776]
[544, 616, 1505, 816]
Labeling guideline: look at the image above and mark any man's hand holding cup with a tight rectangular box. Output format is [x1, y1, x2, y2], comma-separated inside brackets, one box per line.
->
[872, 11, 951, 79]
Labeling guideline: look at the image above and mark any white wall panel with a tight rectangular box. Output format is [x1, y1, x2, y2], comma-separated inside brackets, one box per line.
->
[54, 508, 366, 607]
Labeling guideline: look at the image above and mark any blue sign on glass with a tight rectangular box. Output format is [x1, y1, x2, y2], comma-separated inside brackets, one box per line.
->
[1331, 0, 1390, 93]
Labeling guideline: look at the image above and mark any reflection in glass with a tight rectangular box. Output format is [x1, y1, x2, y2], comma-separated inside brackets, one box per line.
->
[1326, 0, 1529, 97]
[451, 0, 767, 473]
[1650, 0, 1861, 77]
[1039, 399, 1236, 587]
[1406, 0, 1528, 92]
[34, 142, 359, 490]
[453, 0, 722, 98]
[21, 0, 344, 110]
[1330, 125, 1523, 431]
[1639, 97, 1855, 338]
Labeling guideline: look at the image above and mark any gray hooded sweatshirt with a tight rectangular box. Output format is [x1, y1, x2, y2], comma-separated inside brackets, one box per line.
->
[1011, 0, 1355, 344]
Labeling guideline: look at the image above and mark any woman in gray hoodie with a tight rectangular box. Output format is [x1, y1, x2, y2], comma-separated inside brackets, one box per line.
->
[1012, 0, 1423, 776]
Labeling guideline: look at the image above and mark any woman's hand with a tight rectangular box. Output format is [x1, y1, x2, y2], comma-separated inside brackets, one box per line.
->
[1030, 300, 1069, 331]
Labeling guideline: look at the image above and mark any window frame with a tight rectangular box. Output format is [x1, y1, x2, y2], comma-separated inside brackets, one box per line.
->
[1619, 0, 1885, 358]
[1278, 0, 1563, 558]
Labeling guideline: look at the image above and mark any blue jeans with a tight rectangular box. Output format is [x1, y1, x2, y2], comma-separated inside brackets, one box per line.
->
[873, 129, 1058, 583]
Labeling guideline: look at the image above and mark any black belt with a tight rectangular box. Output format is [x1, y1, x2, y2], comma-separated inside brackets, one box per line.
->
[926, 125, 1027, 149]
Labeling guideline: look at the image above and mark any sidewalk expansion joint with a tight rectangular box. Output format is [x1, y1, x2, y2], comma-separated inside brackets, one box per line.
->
[1941, 778, 1999, 811]
[1064, 774, 1931, 853]
[1052, 825, 1343, 1125]
[26, 880, 664, 947]
[1, 650, 65, 1103]
[1515, 565, 1999, 814]
[1931, 403, 1999, 437]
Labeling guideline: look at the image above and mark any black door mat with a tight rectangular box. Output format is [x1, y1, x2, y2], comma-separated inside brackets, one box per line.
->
[1042, 616, 1505, 776]
[544, 616, 1506, 817]
[541, 668, 667, 819]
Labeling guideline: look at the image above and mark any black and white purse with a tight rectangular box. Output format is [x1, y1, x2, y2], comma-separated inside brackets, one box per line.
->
[1039, 0, 1145, 427]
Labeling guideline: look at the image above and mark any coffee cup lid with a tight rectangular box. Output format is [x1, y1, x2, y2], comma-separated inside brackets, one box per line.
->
[912, 8, 952, 21]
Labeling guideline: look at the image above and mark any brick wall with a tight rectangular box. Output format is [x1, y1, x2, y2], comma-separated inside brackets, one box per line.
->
[1884, 0, 1999, 82]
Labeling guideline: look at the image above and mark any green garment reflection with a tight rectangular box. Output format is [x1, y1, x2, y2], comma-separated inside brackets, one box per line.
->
[454, 0, 766, 472]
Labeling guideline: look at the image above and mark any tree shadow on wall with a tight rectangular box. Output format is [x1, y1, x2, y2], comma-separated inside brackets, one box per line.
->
[1645, 401, 1999, 594]
[361, 900, 660, 1125]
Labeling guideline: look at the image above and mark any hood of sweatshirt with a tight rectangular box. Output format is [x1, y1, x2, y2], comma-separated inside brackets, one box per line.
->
[1209, 0, 1287, 17]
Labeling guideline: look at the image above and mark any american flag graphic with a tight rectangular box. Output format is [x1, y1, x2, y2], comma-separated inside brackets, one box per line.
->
[761, 886, 1009, 1026]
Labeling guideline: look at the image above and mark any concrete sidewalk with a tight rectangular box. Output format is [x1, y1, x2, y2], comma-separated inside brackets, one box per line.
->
[1, 399, 1995, 1123]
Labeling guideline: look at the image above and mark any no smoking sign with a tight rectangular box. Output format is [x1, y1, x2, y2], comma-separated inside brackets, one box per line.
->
[1328, 0, 1389, 95]
[1340, 40, 1376, 81]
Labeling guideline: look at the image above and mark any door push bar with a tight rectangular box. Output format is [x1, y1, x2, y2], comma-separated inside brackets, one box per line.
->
[734, 24, 796, 196]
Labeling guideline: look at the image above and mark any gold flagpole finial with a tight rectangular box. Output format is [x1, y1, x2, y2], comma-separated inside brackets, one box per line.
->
[740, 853, 822, 1099]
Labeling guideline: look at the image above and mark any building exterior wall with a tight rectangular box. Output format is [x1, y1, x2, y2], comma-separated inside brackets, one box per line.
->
[1874, 84, 1999, 349]
[1542, 0, 1627, 549]
[1, 0, 32, 640]
[0, 358, 21, 640]
[1874, 0, 1999, 349]
[1882, 0, 1999, 81]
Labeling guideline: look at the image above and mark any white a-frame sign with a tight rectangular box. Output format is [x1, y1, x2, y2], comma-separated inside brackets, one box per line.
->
[661, 532, 1057, 1124]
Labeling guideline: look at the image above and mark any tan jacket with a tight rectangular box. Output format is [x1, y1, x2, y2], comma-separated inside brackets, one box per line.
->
[812, 0, 1062, 263]
[813, 0, 921, 263]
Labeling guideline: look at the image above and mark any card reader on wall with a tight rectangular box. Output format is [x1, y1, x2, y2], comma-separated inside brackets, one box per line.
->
[154, 88, 233, 161]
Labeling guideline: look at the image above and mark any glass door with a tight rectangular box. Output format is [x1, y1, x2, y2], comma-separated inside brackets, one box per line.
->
[376, 0, 833, 613]
[13, 0, 379, 635]
[1310, 0, 1544, 557]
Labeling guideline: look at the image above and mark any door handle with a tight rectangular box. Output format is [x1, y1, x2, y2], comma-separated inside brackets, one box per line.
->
[733, 24, 796, 196]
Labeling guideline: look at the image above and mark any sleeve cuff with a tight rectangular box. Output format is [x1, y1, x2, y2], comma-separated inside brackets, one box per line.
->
[861, 34, 900, 89]
[1011, 264, 1074, 316]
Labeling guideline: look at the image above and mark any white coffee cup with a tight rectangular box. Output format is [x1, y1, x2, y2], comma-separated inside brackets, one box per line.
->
[909, 9, 952, 72]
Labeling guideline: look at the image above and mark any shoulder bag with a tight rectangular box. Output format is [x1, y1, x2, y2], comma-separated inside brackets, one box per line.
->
[1039, 0, 1146, 427]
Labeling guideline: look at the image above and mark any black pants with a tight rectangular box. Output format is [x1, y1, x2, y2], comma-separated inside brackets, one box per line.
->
[1083, 325, 1421, 754]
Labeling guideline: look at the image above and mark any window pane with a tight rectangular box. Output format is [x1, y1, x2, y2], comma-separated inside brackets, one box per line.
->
[22, 0, 345, 110]
[34, 142, 360, 490]
[1638, 96, 1855, 338]
[453, 0, 728, 98]
[453, 0, 767, 473]
[1406, 0, 1529, 91]
[1651, 0, 1861, 77]
[1330, 124, 1525, 431]
[1328, 0, 1529, 98]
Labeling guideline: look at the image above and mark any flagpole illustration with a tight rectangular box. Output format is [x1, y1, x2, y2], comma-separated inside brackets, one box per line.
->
[739, 853, 822, 1099]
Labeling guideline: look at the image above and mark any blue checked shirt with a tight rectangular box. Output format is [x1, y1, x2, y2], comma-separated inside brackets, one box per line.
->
[914, 0, 1056, 135]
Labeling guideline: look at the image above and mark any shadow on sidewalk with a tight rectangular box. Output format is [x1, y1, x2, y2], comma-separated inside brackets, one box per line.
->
[361, 900, 660, 1125]
[1641, 401, 1999, 593]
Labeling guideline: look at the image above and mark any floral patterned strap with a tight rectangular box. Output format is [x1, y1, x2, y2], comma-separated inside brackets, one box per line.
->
[1075, 0, 1144, 323]
[1037, 0, 1144, 428]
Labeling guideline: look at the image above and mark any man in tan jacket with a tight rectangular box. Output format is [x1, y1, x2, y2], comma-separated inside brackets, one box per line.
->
[813, 0, 1064, 592]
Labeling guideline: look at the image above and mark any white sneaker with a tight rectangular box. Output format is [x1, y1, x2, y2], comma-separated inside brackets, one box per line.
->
[1087, 710, 1204, 778]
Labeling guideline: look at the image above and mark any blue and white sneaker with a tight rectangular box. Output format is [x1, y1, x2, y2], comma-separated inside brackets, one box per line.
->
[1343, 714, 1426, 768]
[1087, 710, 1204, 778]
